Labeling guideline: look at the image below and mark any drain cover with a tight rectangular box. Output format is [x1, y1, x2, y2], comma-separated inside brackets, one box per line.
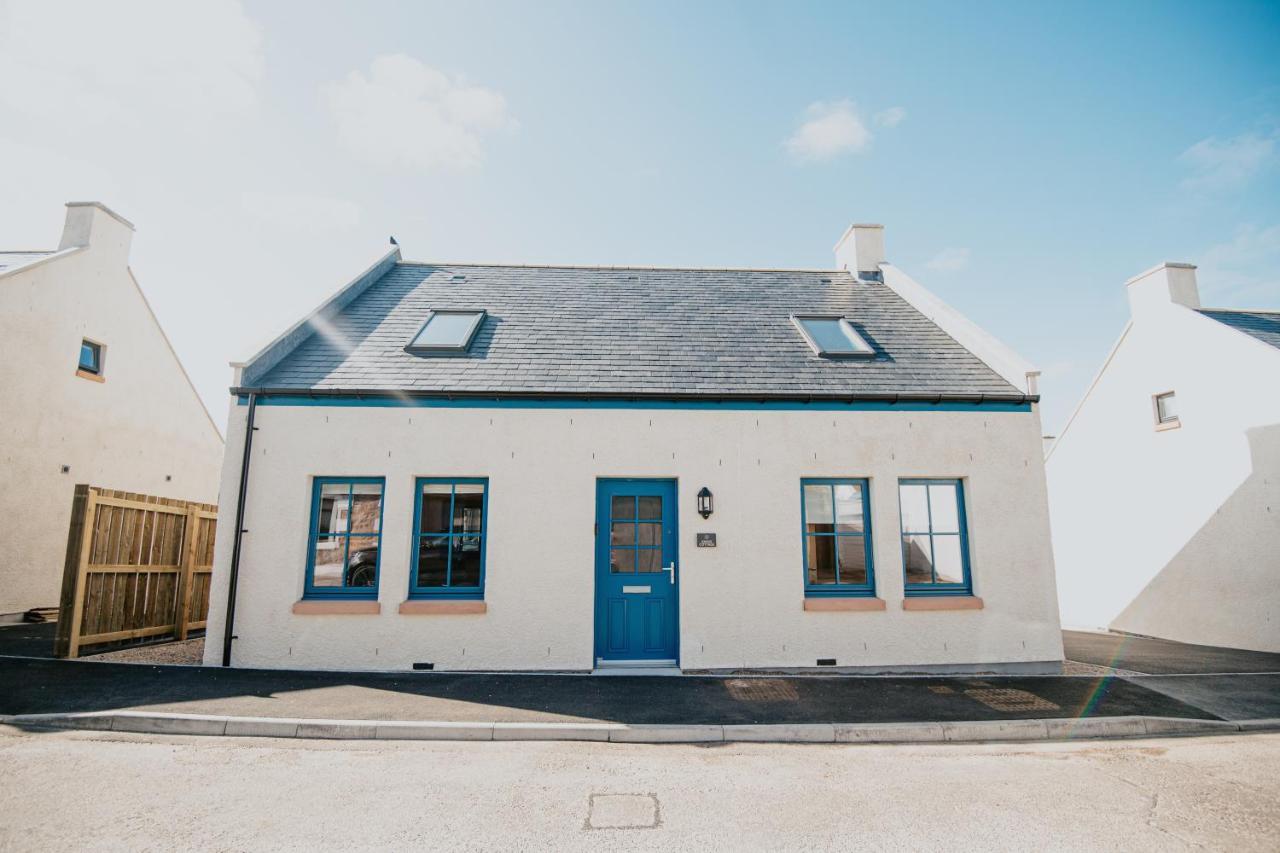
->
[585, 794, 660, 830]
[964, 688, 1061, 713]
[724, 679, 800, 702]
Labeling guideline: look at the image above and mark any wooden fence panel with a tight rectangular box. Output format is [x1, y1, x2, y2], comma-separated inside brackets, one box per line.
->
[54, 488, 218, 658]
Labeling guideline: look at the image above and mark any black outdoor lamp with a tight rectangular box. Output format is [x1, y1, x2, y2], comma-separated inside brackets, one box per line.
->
[697, 487, 714, 519]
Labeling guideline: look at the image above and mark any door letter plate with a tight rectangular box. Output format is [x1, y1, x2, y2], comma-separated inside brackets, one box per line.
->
[622, 585, 651, 594]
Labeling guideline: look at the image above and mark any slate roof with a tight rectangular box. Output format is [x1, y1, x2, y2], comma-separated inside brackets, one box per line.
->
[0, 251, 53, 273]
[1199, 309, 1280, 352]
[247, 262, 1027, 400]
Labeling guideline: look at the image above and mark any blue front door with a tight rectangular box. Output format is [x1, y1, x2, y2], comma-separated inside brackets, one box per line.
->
[595, 479, 679, 665]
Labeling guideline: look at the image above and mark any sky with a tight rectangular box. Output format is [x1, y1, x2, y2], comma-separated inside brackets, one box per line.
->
[1, 0, 1278, 437]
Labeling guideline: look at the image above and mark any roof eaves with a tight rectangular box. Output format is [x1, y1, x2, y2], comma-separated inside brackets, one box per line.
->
[238, 246, 401, 386]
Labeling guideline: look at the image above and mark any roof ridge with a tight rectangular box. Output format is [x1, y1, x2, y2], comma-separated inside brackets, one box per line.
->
[397, 259, 849, 274]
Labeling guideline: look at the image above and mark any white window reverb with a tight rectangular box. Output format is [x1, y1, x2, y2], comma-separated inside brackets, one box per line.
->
[406, 310, 486, 353]
[792, 315, 874, 358]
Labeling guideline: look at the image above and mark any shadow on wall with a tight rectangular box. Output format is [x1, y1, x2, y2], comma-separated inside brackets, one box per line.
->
[1112, 423, 1280, 653]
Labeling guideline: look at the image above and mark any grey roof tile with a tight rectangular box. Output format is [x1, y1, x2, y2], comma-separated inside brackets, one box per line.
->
[1199, 309, 1280, 352]
[249, 263, 1024, 399]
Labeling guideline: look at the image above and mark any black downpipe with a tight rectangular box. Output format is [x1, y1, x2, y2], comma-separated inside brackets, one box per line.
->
[221, 393, 258, 667]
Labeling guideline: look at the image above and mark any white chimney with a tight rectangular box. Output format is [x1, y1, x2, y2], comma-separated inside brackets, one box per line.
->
[833, 223, 886, 279]
[58, 201, 135, 267]
[1126, 262, 1200, 319]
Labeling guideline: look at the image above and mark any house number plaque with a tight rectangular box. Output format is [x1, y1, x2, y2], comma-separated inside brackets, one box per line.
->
[696, 533, 717, 548]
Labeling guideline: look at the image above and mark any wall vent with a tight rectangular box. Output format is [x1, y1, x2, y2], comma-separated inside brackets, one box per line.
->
[816, 658, 837, 667]
[412, 662, 434, 671]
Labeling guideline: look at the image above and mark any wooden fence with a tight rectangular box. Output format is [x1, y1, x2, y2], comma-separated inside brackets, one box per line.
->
[55, 486, 218, 658]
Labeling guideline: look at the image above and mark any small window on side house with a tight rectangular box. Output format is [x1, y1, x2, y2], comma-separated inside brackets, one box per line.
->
[78, 339, 102, 376]
[304, 478, 385, 598]
[406, 310, 485, 353]
[792, 315, 874, 358]
[1154, 392, 1179, 429]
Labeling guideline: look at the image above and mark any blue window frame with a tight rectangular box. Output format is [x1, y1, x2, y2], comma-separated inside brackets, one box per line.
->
[303, 477, 384, 599]
[800, 478, 875, 597]
[78, 339, 102, 374]
[409, 478, 488, 599]
[899, 479, 972, 596]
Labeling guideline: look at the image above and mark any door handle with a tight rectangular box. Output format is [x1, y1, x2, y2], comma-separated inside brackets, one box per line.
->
[662, 562, 677, 585]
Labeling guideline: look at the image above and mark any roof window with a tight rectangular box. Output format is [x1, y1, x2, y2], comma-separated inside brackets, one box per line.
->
[406, 310, 485, 353]
[792, 315, 874, 358]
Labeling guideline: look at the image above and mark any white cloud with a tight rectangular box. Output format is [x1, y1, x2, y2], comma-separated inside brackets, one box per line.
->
[323, 54, 515, 172]
[873, 106, 907, 128]
[0, 0, 263, 136]
[925, 247, 971, 272]
[241, 191, 363, 232]
[1197, 223, 1280, 305]
[785, 100, 871, 162]
[1178, 132, 1276, 192]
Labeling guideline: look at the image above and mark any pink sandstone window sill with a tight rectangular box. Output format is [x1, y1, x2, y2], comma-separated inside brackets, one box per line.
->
[803, 598, 887, 612]
[399, 600, 488, 615]
[901, 596, 984, 611]
[292, 600, 381, 615]
[75, 369, 105, 383]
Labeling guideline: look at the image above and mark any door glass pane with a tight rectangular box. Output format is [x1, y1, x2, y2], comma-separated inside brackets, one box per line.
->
[419, 484, 452, 533]
[807, 536, 837, 584]
[451, 536, 482, 586]
[345, 536, 378, 587]
[928, 484, 959, 533]
[317, 483, 350, 535]
[610, 548, 634, 574]
[903, 534, 934, 584]
[636, 549, 661, 573]
[804, 484, 834, 533]
[349, 484, 382, 534]
[833, 484, 864, 533]
[311, 536, 346, 586]
[899, 484, 930, 533]
[932, 535, 964, 584]
[416, 535, 449, 587]
[637, 496, 662, 520]
[636, 523, 661, 547]
[453, 485, 484, 534]
[610, 523, 635, 546]
[836, 535, 868, 585]
[611, 495, 635, 519]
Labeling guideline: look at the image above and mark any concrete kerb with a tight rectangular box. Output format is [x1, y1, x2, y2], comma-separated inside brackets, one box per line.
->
[2, 712, 1276, 744]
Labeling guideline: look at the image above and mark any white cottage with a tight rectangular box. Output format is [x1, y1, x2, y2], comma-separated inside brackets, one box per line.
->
[203, 224, 1063, 673]
[1047, 262, 1280, 653]
[0, 202, 224, 618]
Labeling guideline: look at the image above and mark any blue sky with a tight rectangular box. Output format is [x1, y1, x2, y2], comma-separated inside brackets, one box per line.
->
[1, 0, 1277, 434]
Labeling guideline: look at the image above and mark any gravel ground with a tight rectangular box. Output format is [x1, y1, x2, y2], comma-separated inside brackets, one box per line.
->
[1061, 659, 1144, 677]
[80, 637, 204, 665]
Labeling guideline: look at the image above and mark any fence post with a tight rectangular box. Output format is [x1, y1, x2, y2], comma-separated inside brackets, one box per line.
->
[55, 486, 97, 659]
[175, 504, 200, 641]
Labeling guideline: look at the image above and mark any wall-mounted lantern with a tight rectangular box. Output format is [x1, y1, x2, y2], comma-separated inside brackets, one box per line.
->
[697, 487, 714, 519]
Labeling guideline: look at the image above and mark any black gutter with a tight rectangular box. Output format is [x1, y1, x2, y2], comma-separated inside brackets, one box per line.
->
[231, 387, 1039, 405]
[221, 392, 258, 667]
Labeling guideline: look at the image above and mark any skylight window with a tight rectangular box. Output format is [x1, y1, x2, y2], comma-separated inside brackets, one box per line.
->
[792, 315, 874, 358]
[406, 310, 485, 353]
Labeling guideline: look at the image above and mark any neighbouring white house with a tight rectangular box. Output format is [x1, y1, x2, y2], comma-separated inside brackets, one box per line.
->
[202, 223, 1063, 673]
[0, 202, 224, 619]
[1046, 262, 1280, 653]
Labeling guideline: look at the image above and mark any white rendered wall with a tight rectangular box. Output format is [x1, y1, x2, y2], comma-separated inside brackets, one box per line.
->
[1046, 303, 1280, 652]
[203, 401, 1062, 672]
[0, 208, 224, 615]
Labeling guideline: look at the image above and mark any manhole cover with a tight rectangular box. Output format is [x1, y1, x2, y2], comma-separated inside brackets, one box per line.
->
[964, 688, 1061, 713]
[585, 793, 660, 830]
[724, 678, 800, 702]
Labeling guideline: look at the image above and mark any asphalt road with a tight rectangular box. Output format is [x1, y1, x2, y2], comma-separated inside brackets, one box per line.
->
[1, 725, 1276, 851]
